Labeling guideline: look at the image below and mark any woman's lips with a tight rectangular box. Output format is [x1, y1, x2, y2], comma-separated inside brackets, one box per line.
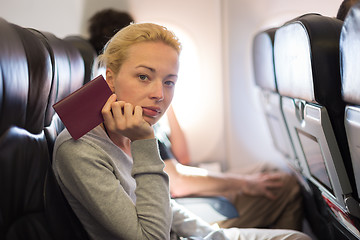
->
[142, 107, 161, 117]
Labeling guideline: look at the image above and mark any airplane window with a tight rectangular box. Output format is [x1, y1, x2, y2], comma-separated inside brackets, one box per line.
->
[166, 26, 201, 129]
[143, 20, 223, 163]
[152, 23, 201, 130]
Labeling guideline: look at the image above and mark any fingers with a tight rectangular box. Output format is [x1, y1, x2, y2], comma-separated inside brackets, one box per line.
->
[101, 95, 154, 141]
[262, 173, 285, 188]
[101, 94, 132, 131]
[102, 94, 118, 127]
[102, 95, 135, 130]
[111, 102, 135, 131]
[134, 105, 143, 119]
[123, 102, 133, 119]
[102, 94, 117, 114]
[121, 103, 144, 127]
[262, 173, 287, 200]
[242, 172, 289, 200]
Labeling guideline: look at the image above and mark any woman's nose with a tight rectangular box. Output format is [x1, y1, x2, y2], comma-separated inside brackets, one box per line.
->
[150, 80, 164, 101]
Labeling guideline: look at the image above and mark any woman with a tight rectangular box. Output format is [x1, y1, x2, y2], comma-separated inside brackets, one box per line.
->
[53, 22, 310, 240]
[53, 22, 178, 240]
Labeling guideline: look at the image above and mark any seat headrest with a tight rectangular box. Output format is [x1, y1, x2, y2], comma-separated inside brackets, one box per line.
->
[64, 40, 85, 93]
[11, 24, 53, 134]
[42, 32, 72, 112]
[340, 1, 360, 105]
[274, 14, 343, 111]
[39, 32, 84, 127]
[27, 29, 59, 129]
[0, 18, 29, 135]
[0, 17, 86, 138]
[253, 28, 278, 92]
[64, 36, 97, 85]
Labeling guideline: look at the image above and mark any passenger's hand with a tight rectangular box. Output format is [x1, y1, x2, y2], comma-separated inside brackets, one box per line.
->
[102, 94, 155, 141]
[241, 172, 285, 200]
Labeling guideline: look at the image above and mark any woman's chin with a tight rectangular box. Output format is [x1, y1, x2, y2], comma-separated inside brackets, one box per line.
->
[143, 116, 158, 126]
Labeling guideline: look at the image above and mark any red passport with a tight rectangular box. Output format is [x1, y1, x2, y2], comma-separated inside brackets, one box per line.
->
[53, 75, 112, 140]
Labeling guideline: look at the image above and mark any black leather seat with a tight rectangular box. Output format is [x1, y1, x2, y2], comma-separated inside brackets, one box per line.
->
[274, 13, 359, 240]
[0, 17, 89, 240]
[340, 0, 360, 223]
[64, 35, 97, 84]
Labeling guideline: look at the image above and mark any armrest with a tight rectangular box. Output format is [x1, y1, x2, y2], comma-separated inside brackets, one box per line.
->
[174, 196, 239, 224]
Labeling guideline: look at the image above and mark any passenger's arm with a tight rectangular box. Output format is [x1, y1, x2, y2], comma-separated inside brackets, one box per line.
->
[166, 105, 191, 165]
[164, 159, 286, 200]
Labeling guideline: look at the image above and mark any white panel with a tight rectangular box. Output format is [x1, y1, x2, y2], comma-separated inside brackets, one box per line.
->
[0, 0, 84, 38]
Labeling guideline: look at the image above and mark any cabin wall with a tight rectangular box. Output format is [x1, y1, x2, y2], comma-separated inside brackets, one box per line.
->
[0, 0, 343, 172]
[0, 0, 84, 37]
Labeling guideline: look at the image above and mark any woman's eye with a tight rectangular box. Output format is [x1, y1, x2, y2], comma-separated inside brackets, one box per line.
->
[138, 75, 148, 81]
[164, 80, 175, 87]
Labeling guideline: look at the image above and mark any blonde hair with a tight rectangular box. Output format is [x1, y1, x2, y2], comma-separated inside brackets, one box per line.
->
[97, 22, 181, 75]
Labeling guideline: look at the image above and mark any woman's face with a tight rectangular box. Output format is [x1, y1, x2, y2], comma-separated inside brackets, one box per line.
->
[106, 41, 179, 126]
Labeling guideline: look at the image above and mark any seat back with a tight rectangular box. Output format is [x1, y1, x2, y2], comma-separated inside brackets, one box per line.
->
[252, 27, 298, 169]
[274, 13, 360, 239]
[40, 31, 85, 155]
[64, 35, 97, 85]
[0, 17, 88, 240]
[0, 17, 51, 240]
[340, 1, 360, 216]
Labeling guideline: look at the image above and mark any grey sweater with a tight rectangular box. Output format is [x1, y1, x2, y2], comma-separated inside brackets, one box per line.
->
[53, 125, 228, 240]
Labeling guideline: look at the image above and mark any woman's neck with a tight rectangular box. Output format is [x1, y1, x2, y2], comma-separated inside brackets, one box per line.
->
[101, 123, 132, 156]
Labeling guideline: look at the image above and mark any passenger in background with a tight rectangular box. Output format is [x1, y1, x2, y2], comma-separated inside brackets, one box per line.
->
[156, 107, 304, 231]
[160, 105, 191, 165]
[53, 21, 310, 240]
[87, 9, 134, 79]
[88, 8, 134, 55]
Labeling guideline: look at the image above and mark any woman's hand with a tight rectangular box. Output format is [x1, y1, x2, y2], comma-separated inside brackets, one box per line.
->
[102, 94, 155, 141]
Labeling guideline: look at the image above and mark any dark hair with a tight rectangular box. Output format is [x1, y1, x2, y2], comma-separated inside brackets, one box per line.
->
[337, 0, 359, 21]
[88, 9, 134, 54]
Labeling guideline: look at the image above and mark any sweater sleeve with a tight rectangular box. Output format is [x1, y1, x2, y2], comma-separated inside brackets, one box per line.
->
[53, 137, 171, 240]
[131, 139, 172, 238]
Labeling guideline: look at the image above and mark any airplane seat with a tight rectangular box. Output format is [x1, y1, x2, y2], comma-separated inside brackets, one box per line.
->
[63, 37, 85, 93]
[32, 30, 89, 240]
[274, 13, 360, 240]
[39, 30, 90, 239]
[340, 0, 360, 229]
[64, 35, 97, 84]
[0, 17, 89, 239]
[27, 29, 66, 156]
[252, 27, 299, 170]
[39, 31, 85, 156]
[252, 26, 327, 239]
[0, 17, 56, 239]
[0, 18, 50, 239]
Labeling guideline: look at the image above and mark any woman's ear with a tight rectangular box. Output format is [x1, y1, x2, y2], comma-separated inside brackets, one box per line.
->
[105, 68, 115, 93]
